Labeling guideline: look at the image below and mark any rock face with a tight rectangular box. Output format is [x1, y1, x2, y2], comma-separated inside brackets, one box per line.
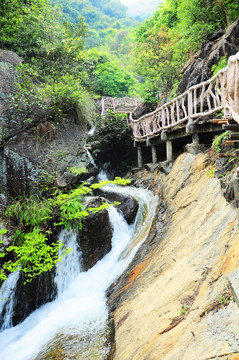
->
[108, 152, 239, 360]
[89, 120, 137, 177]
[178, 18, 239, 94]
[0, 49, 94, 197]
[98, 189, 139, 224]
[79, 197, 113, 270]
[0, 271, 56, 327]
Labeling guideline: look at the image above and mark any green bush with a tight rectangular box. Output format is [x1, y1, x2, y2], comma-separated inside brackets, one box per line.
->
[0, 176, 130, 282]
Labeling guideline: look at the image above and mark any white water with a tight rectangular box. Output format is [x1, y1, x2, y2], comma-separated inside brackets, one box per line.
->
[97, 169, 109, 181]
[0, 186, 157, 360]
[54, 229, 82, 296]
[88, 125, 96, 136]
[0, 271, 20, 330]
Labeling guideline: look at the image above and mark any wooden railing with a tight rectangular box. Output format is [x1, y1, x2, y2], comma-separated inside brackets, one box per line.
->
[130, 52, 239, 141]
[101, 96, 139, 118]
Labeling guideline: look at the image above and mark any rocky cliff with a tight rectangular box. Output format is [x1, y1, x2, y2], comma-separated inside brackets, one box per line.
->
[0, 50, 96, 198]
[178, 18, 239, 94]
[108, 151, 239, 359]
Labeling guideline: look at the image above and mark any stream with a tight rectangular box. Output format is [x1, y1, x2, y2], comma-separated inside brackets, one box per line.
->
[0, 184, 157, 360]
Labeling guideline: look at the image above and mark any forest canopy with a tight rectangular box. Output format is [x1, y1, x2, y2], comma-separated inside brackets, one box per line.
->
[131, 0, 239, 103]
[0, 0, 238, 108]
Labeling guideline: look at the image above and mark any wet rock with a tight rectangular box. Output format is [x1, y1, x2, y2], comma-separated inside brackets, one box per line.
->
[185, 143, 205, 155]
[79, 197, 113, 270]
[144, 161, 172, 175]
[8, 271, 56, 327]
[233, 173, 239, 207]
[222, 179, 235, 202]
[98, 190, 139, 224]
[215, 156, 235, 178]
[55, 162, 99, 189]
[144, 163, 159, 173]
[89, 121, 136, 177]
[33, 315, 115, 360]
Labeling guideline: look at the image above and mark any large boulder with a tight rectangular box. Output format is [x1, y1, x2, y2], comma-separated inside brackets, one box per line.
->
[0, 271, 56, 327]
[78, 197, 113, 270]
[178, 18, 239, 94]
[98, 189, 139, 224]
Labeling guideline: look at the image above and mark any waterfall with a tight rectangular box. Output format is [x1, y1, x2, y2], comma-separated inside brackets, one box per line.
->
[0, 186, 157, 360]
[0, 271, 20, 330]
[54, 229, 82, 296]
[88, 125, 96, 136]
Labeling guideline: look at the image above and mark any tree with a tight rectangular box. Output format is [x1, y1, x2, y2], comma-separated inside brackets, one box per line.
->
[131, 0, 239, 104]
[85, 47, 135, 97]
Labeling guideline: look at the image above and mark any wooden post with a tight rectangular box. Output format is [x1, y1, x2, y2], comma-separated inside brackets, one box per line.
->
[166, 140, 173, 162]
[137, 146, 143, 168]
[151, 145, 157, 163]
[188, 90, 193, 118]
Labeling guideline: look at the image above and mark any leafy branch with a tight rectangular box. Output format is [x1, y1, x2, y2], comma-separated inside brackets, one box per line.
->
[0, 176, 130, 283]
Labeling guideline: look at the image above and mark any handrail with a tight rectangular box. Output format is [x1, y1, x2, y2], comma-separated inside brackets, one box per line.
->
[100, 96, 140, 118]
[129, 52, 239, 141]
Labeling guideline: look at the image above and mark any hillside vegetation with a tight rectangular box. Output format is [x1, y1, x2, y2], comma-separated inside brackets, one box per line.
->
[1, 0, 238, 114]
[131, 0, 239, 104]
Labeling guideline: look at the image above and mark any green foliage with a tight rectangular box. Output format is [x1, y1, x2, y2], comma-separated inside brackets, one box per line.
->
[84, 48, 135, 97]
[206, 168, 215, 178]
[179, 305, 188, 316]
[90, 177, 131, 189]
[5, 196, 54, 231]
[1, 176, 130, 282]
[211, 56, 228, 76]
[219, 295, 228, 305]
[97, 109, 129, 128]
[69, 167, 88, 175]
[1, 229, 67, 283]
[0, 229, 8, 237]
[131, 0, 239, 103]
[212, 131, 229, 152]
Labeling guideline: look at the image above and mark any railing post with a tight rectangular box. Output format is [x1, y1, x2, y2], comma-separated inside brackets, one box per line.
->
[188, 90, 193, 119]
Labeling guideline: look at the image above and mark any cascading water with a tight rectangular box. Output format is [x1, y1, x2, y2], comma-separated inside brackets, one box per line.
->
[0, 271, 20, 330]
[0, 185, 157, 360]
[54, 229, 82, 296]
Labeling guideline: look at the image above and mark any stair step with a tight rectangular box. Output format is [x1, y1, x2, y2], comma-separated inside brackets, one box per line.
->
[225, 140, 239, 148]
[212, 119, 228, 124]
[227, 118, 238, 124]
[222, 124, 239, 131]
[229, 132, 239, 140]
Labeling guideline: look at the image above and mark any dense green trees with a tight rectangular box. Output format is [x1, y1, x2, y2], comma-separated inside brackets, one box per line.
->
[1, 0, 238, 117]
[85, 47, 135, 97]
[132, 0, 239, 103]
[0, 0, 137, 117]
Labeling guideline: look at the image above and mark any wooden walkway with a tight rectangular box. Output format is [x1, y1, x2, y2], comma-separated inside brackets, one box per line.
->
[129, 52, 239, 142]
[100, 96, 140, 118]
[100, 53, 239, 183]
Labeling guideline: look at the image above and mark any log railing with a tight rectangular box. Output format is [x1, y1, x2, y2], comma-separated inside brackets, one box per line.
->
[130, 52, 239, 141]
[101, 96, 139, 118]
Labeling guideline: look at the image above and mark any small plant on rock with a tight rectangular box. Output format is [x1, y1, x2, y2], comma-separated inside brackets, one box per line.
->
[212, 131, 229, 153]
